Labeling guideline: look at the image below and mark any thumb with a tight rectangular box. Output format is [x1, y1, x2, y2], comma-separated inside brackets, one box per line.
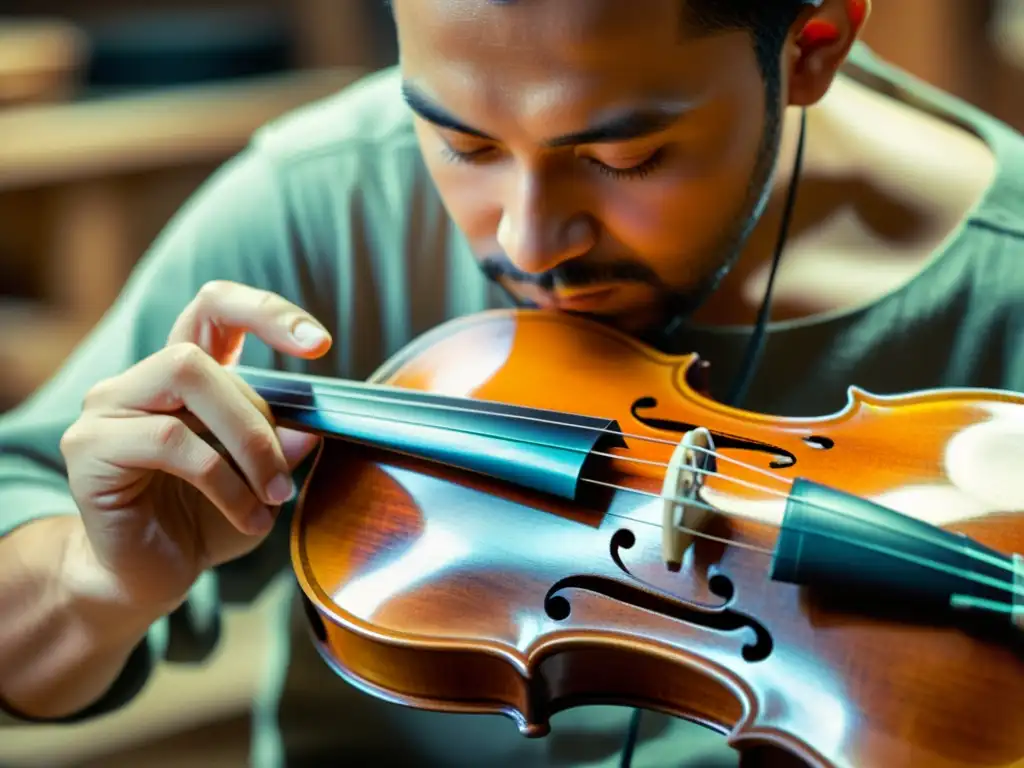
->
[277, 427, 321, 470]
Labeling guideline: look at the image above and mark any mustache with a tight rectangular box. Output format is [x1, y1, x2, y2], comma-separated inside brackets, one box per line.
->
[476, 252, 718, 345]
[477, 254, 664, 291]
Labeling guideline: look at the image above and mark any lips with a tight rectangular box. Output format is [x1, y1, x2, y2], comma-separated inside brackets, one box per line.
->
[538, 287, 618, 312]
[506, 279, 657, 317]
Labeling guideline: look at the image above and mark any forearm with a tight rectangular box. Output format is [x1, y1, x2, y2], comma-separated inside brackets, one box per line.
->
[0, 515, 162, 720]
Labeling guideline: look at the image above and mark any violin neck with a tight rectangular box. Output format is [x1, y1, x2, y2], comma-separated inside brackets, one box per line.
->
[234, 364, 377, 404]
[232, 365, 625, 501]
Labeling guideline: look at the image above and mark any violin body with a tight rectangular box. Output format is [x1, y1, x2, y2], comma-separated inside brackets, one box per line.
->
[263, 309, 1024, 768]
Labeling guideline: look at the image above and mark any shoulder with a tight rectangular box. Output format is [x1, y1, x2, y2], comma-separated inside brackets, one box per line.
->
[220, 65, 442, 256]
[962, 124, 1024, 279]
[134, 67, 426, 264]
[848, 42, 1024, 240]
[247, 66, 422, 176]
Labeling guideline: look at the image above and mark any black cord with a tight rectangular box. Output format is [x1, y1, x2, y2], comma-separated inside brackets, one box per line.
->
[616, 108, 808, 768]
[618, 708, 644, 768]
[726, 108, 809, 408]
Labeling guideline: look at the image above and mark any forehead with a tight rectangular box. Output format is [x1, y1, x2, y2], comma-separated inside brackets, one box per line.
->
[391, 0, 735, 113]
[393, 0, 681, 55]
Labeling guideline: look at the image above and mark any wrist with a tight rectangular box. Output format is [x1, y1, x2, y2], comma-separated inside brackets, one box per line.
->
[0, 515, 161, 720]
[55, 517, 178, 650]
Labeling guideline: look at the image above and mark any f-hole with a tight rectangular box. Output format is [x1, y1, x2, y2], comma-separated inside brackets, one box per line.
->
[803, 436, 834, 450]
[544, 528, 774, 662]
[770, 435, 834, 468]
[631, 396, 798, 470]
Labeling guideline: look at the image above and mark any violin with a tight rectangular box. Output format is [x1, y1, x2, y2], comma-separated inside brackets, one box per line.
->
[235, 308, 1024, 768]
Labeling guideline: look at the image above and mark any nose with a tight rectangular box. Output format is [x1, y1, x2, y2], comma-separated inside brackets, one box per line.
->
[496, 168, 597, 275]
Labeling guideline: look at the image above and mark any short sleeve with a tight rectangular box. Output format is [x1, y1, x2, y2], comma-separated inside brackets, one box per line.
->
[0, 142, 318, 724]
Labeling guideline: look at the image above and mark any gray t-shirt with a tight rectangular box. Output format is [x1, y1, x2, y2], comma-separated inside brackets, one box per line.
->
[1, 44, 1022, 767]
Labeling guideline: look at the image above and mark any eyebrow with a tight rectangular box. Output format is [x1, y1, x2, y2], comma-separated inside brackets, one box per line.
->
[401, 81, 690, 147]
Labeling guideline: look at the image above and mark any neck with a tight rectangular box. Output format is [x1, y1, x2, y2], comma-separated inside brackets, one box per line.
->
[687, 101, 821, 328]
[689, 70, 997, 329]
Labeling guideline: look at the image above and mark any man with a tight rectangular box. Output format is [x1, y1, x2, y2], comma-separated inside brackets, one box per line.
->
[1, 0, 1022, 766]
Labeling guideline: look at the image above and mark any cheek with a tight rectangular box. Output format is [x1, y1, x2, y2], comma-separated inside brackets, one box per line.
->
[414, 125, 503, 241]
[601, 101, 767, 270]
[431, 164, 502, 238]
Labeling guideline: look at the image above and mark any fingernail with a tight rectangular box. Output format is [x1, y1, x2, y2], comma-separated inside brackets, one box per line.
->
[266, 473, 296, 505]
[291, 320, 329, 349]
[249, 506, 275, 535]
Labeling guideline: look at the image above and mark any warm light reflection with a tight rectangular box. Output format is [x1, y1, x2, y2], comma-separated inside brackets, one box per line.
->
[944, 410, 1024, 513]
[331, 465, 610, 624]
[757, 652, 850, 755]
[699, 488, 787, 527]
[704, 482, 1005, 534]
[701, 407, 1024, 531]
[872, 484, 992, 526]
[334, 524, 470, 620]
[679, 404, 1024, 534]
[513, 611, 547, 652]
[702, 482, 999, 530]
[418, 321, 515, 396]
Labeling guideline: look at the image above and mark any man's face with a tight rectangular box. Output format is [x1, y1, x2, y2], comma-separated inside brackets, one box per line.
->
[392, 0, 791, 338]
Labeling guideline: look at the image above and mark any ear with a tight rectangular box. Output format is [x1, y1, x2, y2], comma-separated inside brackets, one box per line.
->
[785, 0, 872, 107]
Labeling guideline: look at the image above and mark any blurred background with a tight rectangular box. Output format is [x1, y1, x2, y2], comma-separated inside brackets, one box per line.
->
[1, 1, 1022, 766]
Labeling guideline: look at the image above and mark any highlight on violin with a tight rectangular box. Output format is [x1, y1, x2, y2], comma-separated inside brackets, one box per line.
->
[1, 1, 1022, 767]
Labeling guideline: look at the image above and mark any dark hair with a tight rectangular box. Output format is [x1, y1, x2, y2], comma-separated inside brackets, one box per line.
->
[685, 0, 822, 79]
[387, 0, 821, 84]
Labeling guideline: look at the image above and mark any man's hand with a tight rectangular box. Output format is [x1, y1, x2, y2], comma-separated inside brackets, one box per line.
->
[59, 280, 333, 612]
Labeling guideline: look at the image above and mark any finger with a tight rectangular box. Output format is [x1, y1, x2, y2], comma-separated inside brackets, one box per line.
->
[172, 423, 317, 498]
[77, 414, 274, 536]
[223, 366, 275, 425]
[168, 280, 332, 364]
[175, 423, 318, 484]
[87, 344, 296, 507]
[182, 359, 317, 478]
[277, 427, 320, 470]
[159, 371, 285, 451]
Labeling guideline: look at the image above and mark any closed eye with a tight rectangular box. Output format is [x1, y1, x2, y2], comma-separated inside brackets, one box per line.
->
[440, 144, 667, 181]
[583, 148, 666, 180]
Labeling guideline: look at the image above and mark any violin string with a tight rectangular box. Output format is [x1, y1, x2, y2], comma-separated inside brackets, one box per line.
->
[247, 381, 791, 498]
[582, 455, 1019, 590]
[251, 387, 1021, 585]
[251, 383, 1018, 573]
[576, 476, 1023, 599]
[236, 369, 792, 485]
[595, 501, 775, 556]
[607, 450, 1016, 581]
[673, 448, 1016, 575]
[249, 387, 1022, 597]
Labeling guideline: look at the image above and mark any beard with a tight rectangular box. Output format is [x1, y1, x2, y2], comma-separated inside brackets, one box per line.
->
[476, 67, 788, 348]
